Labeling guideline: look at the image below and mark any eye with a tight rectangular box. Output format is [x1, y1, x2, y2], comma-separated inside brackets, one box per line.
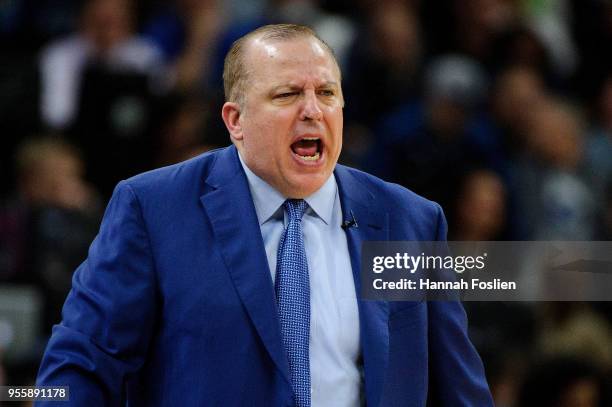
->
[275, 92, 298, 99]
[318, 89, 335, 97]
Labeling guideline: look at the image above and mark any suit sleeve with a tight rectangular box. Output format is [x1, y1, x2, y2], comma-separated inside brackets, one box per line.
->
[427, 204, 494, 406]
[35, 181, 158, 406]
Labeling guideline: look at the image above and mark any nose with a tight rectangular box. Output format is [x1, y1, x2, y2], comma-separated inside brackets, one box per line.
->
[300, 91, 323, 121]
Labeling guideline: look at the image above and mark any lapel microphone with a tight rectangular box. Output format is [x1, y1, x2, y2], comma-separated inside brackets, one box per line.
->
[341, 210, 358, 230]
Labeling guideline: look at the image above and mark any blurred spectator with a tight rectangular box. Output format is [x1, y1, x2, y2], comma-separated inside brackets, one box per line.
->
[536, 303, 612, 372]
[518, 356, 609, 407]
[344, 0, 422, 129]
[453, 169, 507, 240]
[368, 55, 496, 222]
[489, 24, 559, 90]
[492, 65, 548, 157]
[16, 138, 95, 212]
[143, 0, 225, 92]
[490, 65, 549, 238]
[479, 347, 528, 407]
[0, 137, 101, 330]
[40, 0, 164, 131]
[518, 99, 595, 240]
[152, 92, 222, 167]
[521, 0, 577, 81]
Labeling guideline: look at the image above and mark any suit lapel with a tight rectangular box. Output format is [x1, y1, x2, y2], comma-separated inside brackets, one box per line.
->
[199, 146, 291, 386]
[335, 165, 390, 407]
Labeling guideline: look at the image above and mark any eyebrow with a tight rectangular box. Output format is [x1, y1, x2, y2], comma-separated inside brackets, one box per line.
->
[270, 82, 340, 92]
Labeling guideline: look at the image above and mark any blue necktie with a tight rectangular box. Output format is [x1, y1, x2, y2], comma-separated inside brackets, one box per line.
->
[276, 199, 311, 407]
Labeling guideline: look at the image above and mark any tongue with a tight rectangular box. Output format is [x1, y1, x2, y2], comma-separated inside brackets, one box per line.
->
[292, 140, 318, 157]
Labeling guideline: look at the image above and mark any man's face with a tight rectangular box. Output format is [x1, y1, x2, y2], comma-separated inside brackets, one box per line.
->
[225, 36, 344, 198]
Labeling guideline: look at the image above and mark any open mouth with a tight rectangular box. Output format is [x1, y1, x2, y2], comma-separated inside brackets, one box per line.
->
[290, 137, 322, 161]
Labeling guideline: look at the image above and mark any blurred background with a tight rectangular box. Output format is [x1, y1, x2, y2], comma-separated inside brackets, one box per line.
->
[0, 0, 611, 405]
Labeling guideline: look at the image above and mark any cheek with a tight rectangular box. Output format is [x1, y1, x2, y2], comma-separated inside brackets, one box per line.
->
[328, 110, 344, 148]
[251, 109, 291, 134]
[243, 119, 286, 163]
[254, 114, 294, 148]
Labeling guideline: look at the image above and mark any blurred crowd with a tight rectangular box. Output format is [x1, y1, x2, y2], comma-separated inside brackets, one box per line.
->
[0, 0, 611, 405]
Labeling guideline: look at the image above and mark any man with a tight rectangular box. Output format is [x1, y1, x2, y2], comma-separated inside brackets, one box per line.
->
[37, 24, 493, 406]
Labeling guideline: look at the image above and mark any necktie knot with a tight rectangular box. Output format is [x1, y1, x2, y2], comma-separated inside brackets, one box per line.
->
[284, 199, 308, 222]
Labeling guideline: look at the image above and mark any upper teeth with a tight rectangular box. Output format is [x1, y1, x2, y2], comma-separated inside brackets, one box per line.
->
[302, 137, 319, 141]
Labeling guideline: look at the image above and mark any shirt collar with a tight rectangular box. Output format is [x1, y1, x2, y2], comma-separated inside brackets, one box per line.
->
[238, 152, 336, 226]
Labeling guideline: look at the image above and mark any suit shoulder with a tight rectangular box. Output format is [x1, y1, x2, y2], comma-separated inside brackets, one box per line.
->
[338, 165, 442, 214]
[336, 164, 446, 240]
[119, 147, 225, 196]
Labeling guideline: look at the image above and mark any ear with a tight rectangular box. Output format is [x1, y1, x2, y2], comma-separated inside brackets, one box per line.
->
[221, 102, 244, 142]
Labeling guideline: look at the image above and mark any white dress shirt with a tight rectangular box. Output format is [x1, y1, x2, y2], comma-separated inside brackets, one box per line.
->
[239, 154, 362, 406]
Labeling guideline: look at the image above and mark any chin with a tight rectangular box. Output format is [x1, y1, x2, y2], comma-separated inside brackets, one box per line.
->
[285, 174, 329, 199]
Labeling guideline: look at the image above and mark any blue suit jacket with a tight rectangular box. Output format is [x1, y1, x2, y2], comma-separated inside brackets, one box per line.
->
[36, 146, 493, 406]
